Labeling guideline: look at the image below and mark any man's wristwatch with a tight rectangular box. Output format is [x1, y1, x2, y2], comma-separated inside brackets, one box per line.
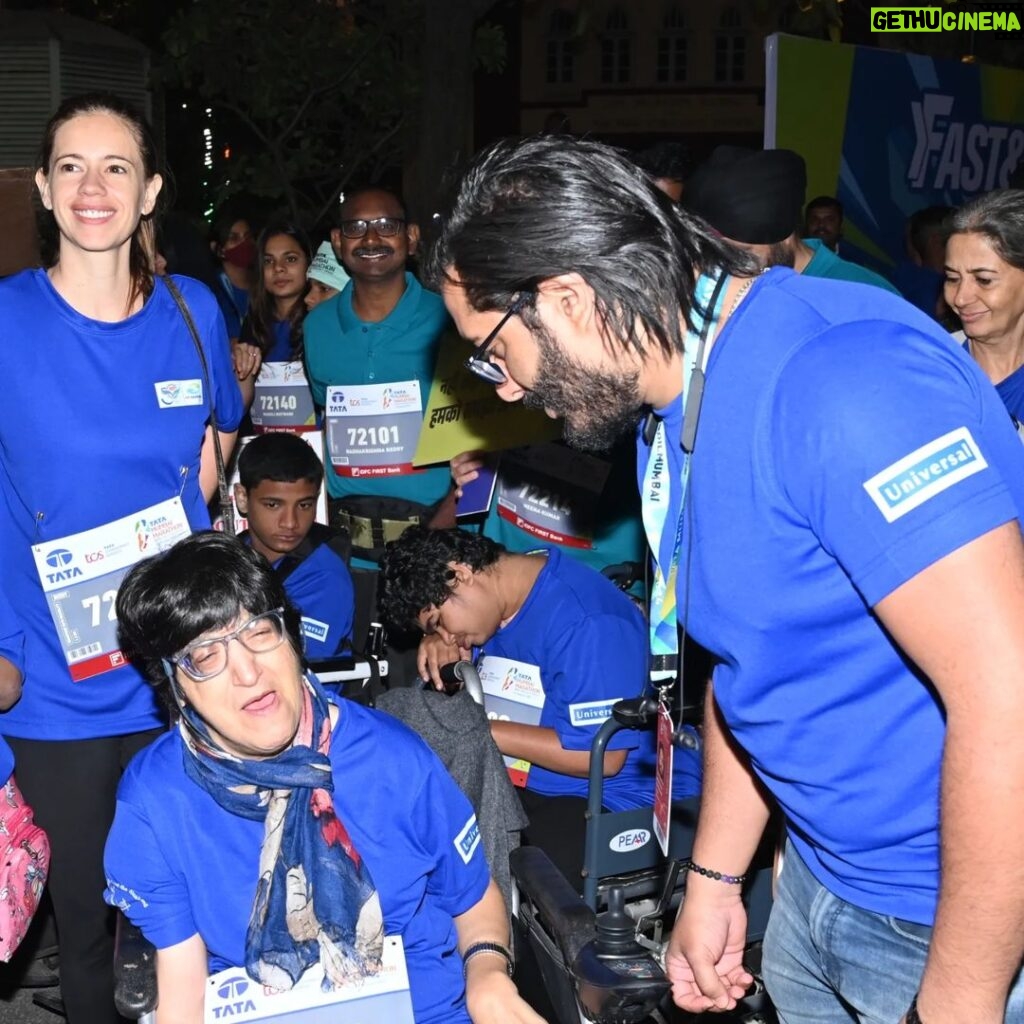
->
[906, 994, 924, 1024]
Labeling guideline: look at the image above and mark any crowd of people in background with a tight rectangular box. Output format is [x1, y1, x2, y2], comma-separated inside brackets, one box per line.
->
[0, 85, 1022, 1024]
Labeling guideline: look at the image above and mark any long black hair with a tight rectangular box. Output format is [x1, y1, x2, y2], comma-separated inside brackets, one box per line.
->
[425, 134, 757, 359]
[241, 220, 312, 360]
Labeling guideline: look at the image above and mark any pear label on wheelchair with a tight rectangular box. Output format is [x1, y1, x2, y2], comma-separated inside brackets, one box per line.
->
[325, 381, 424, 478]
[477, 655, 545, 787]
[495, 445, 611, 549]
[610, 828, 652, 854]
[204, 935, 414, 1022]
[32, 497, 191, 681]
[251, 361, 316, 433]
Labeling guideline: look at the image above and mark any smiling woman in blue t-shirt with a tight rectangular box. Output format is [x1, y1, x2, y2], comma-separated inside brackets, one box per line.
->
[0, 93, 243, 1024]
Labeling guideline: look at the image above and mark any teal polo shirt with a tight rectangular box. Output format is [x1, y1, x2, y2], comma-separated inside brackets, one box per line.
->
[304, 272, 451, 507]
[802, 238, 900, 294]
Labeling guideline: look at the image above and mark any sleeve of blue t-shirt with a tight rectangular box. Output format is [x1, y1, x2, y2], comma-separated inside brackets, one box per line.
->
[408, 750, 490, 919]
[303, 303, 333, 408]
[284, 545, 356, 660]
[770, 320, 1023, 607]
[171, 276, 245, 433]
[0, 586, 24, 784]
[105, 785, 197, 950]
[540, 612, 645, 754]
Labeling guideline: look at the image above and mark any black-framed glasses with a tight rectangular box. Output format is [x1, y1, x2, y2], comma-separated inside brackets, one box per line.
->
[339, 217, 406, 239]
[170, 608, 287, 682]
[464, 294, 531, 385]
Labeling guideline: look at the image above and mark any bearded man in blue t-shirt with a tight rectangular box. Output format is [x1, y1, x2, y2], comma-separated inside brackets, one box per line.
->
[421, 135, 1024, 1024]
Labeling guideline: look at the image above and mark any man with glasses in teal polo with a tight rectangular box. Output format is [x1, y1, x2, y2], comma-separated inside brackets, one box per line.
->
[304, 187, 453, 669]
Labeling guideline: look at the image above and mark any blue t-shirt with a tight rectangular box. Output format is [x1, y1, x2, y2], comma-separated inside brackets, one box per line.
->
[104, 698, 488, 1024]
[255, 527, 355, 660]
[0, 271, 244, 740]
[303, 274, 450, 508]
[481, 441, 646, 580]
[265, 319, 294, 363]
[803, 238, 901, 294]
[638, 267, 1024, 923]
[479, 548, 701, 811]
[960, 340, 1024, 437]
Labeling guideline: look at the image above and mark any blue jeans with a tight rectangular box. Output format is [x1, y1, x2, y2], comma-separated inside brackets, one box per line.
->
[762, 841, 1024, 1024]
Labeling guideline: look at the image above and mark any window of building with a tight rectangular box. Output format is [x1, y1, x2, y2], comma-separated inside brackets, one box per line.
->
[600, 7, 631, 85]
[714, 7, 746, 84]
[546, 8, 576, 85]
[656, 6, 687, 84]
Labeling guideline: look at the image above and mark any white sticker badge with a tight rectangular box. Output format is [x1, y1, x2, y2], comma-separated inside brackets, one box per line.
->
[862, 427, 987, 523]
[454, 814, 481, 865]
[154, 379, 203, 409]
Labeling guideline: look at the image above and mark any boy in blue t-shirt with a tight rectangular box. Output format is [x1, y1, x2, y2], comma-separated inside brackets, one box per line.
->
[378, 526, 701, 887]
[235, 433, 355, 661]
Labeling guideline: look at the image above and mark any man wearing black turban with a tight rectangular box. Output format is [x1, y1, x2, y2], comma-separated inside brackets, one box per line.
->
[685, 146, 899, 293]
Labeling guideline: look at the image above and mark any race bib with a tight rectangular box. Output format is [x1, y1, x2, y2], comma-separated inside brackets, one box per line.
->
[251, 361, 316, 433]
[325, 382, 424, 478]
[32, 498, 192, 681]
[496, 445, 611, 549]
[204, 935, 413, 1023]
[477, 655, 545, 787]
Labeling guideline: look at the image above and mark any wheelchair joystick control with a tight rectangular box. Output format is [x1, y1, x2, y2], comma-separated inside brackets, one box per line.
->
[572, 884, 671, 1024]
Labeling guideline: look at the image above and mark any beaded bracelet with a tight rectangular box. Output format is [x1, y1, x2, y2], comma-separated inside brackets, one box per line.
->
[463, 941, 514, 978]
[685, 859, 746, 885]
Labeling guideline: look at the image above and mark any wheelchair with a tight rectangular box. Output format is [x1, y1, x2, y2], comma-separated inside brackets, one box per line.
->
[111, 650, 388, 1023]
[510, 695, 777, 1024]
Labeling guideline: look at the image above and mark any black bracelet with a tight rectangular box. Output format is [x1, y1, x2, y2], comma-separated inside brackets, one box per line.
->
[685, 859, 746, 885]
[906, 993, 924, 1024]
[462, 941, 514, 978]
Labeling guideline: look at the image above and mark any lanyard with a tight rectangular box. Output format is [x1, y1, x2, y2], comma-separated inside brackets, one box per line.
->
[642, 272, 729, 686]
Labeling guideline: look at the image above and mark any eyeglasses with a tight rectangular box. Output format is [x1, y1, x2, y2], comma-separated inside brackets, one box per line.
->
[464, 294, 531, 385]
[170, 609, 287, 682]
[338, 217, 406, 239]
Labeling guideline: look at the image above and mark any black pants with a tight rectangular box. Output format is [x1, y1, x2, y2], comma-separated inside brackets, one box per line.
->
[8, 730, 161, 1024]
[517, 788, 596, 894]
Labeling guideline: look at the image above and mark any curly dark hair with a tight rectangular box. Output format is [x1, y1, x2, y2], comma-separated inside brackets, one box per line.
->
[378, 526, 504, 632]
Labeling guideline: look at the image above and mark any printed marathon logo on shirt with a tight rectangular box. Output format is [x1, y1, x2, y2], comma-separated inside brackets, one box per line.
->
[862, 426, 988, 523]
[454, 814, 481, 865]
[300, 617, 330, 644]
[569, 698, 621, 728]
[154, 379, 203, 408]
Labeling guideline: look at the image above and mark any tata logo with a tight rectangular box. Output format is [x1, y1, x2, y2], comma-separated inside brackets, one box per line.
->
[44, 548, 83, 584]
[45, 549, 73, 569]
[610, 828, 651, 853]
[211, 975, 256, 1018]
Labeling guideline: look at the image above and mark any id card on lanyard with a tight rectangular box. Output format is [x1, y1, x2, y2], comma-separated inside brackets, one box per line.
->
[642, 273, 729, 686]
[325, 381, 424, 478]
[251, 361, 317, 433]
[32, 497, 192, 681]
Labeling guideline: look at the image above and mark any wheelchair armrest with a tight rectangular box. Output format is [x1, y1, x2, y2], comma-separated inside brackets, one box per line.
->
[113, 913, 157, 1019]
[510, 845, 596, 967]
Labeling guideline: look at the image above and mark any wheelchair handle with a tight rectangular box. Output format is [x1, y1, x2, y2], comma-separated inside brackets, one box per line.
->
[437, 660, 485, 706]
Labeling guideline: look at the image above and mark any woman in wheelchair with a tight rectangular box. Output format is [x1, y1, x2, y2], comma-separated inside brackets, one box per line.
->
[103, 532, 543, 1024]
[379, 527, 702, 888]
